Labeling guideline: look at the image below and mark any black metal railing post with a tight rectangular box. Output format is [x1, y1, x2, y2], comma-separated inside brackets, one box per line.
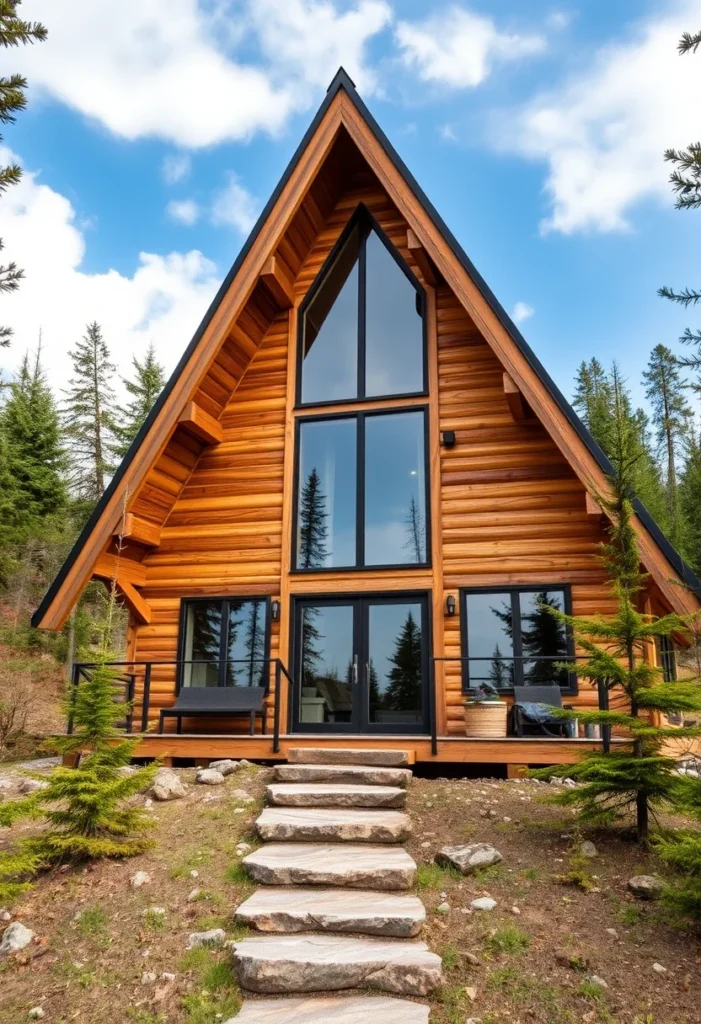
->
[126, 674, 135, 732]
[597, 678, 611, 753]
[273, 660, 282, 754]
[67, 662, 81, 735]
[428, 657, 438, 756]
[141, 663, 152, 732]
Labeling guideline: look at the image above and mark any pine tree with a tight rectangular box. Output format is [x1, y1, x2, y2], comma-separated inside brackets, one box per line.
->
[111, 343, 166, 461]
[384, 611, 422, 713]
[298, 467, 329, 569]
[0, 426, 20, 584]
[680, 427, 701, 574]
[63, 322, 117, 517]
[642, 344, 691, 549]
[656, 773, 701, 925]
[573, 358, 614, 445]
[533, 387, 701, 841]
[0, 2, 47, 347]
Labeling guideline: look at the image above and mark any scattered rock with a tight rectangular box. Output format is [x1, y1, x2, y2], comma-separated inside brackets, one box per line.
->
[118, 765, 138, 777]
[141, 971, 157, 985]
[652, 963, 667, 975]
[190, 870, 199, 879]
[0, 921, 34, 956]
[470, 898, 496, 911]
[463, 952, 481, 966]
[238, 759, 253, 767]
[586, 975, 608, 989]
[233, 808, 246, 815]
[187, 928, 226, 948]
[161, 972, 176, 982]
[465, 1018, 481, 1024]
[143, 906, 166, 919]
[196, 768, 225, 786]
[187, 889, 201, 902]
[131, 871, 151, 889]
[18, 778, 49, 795]
[151, 767, 186, 801]
[436, 843, 502, 876]
[465, 987, 478, 1002]
[606, 928, 618, 938]
[628, 875, 663, 900]
[435, 902, 450, 915]
[562, 778, 577, 789]
[144, 798, 153, 809]
[231, 788, 255, 804]
[209, 759, 241, 776]
[0, 909, 11, 922]
[28, 1008, 44, 1020]
[510, 906, 521, 915]
[0, 777, 12, 790]
[236, 842, 252, 855]
[580, 841, 597, 858]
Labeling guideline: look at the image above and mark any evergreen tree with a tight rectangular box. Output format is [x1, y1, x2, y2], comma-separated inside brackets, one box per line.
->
[642, 344, 691, 549]
[680, 427, 701, 575]
[533, 391, 701, 841]
[384, 612, 422, 713]
[0, 426, 20, 584]
[63, 322, 117, 516]
[111, 343, 166, 461]
[573, 358, 613, 445]
[298, 467, 329, 569]
[0, 1, 47, 347]
[656, 773, 701, 925]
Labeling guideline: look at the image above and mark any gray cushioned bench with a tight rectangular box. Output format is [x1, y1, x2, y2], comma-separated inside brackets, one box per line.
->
[158, 686, 267, 735]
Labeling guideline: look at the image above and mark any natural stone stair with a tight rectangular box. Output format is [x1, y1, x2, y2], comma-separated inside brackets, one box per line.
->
[287, 747, 411, 767]
[232, 934, 442, 996]
[242, 843, 417, 890]
[235, 887, 425, 936]
[231, 995, 430, 1022]
[275, 763, 412, 788]
[266, 783, 406, 809]
[256, 807, 411, 844]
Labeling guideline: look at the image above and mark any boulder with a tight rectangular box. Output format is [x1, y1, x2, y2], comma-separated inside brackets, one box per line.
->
[188, 928, 226, 948]
[196, 768, 225, 786]
[470, 898, 496, 911]
[628, 875, 663, 900]
[151, 768, 186, 801]
[18, 778, 49, 795]
[210, 759, 241, 776]
[580, 841, 597, 858]
[0, 921, 34, 956]
[435, 843, 502, 876]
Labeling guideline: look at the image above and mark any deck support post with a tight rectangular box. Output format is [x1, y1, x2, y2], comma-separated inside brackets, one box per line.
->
[506, 763, 529, 779]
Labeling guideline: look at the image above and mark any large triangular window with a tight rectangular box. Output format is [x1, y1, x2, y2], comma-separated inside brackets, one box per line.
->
[299, 206, 426, 405]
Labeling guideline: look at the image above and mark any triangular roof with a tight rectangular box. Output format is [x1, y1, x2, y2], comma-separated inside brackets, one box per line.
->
[33, 68, 701, 629]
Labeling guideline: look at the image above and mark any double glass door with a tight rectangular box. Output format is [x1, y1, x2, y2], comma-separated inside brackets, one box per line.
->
[292, 595, 429, 734]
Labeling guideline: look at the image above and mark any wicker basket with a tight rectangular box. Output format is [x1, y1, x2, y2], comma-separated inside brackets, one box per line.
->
[464, 701, 508, 738]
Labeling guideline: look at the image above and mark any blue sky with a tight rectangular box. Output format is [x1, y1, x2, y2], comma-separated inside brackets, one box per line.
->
[2, 0, 700, 412]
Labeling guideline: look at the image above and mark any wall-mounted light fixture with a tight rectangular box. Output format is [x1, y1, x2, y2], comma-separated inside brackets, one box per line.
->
[271, 600, 280, 621]
[445, 594, 456, 616]
[441, 430, 456, 448]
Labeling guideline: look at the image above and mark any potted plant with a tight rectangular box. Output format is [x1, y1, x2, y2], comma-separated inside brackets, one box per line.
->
[464, 683, 508, 737]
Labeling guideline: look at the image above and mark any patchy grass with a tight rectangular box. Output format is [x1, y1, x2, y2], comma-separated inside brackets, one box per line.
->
[416, 862, 461, 890]
[75, 902, 108, 937]
[484, 923, 531, 956]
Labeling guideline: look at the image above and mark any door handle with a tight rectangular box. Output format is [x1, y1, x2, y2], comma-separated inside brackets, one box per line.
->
[352, 655, 358, 686]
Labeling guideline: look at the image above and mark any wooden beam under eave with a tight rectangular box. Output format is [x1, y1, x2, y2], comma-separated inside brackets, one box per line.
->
[178, 401, 223, 446]
[407, 228, 438, 286]
[585, 493, 603, 517]
[503, 372, 527, 421]
[115, 577, 151, 624]
[94, 553, 147, 589]
[260, 255, 295, 310]
[114, 513, 161, 548]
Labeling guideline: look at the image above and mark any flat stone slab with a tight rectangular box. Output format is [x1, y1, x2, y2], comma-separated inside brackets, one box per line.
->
[275, 764, 412, 788]
[256, 807, 411, 844]
[230, 995, 430, 1022]
[235, 887, 425, 937]
[287, 748, 411, 767]
[243, 844, 416, 890]
[267, 784, 406, 809]
[232, 934, 442, 996]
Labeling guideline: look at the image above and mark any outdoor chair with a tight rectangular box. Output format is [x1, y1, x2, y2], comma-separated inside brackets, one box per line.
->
[158, 685, 267, 735]
[512, 685, 575, 738]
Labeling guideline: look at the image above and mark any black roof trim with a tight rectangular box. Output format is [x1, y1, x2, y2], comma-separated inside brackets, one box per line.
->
[33, 67, 700, 627]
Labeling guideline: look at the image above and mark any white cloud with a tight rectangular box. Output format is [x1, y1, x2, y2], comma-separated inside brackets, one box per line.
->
[1, 150, 221, 395]
[396, 6, 545, 88]
[502, 2, 701, 234]
[211, 174, 259, 234]
[13, 0, 391, 149]
[167, 199, 201, 225]
[439, 123, 458, 142]
[512, 301, 535, 324]
[162, 153, 192, 185]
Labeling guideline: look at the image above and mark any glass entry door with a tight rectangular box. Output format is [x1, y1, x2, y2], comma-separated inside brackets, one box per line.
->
[292, 595, 429, 734]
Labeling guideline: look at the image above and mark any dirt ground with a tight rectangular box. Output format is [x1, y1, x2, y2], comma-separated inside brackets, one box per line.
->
[0, 763, 699, 1024]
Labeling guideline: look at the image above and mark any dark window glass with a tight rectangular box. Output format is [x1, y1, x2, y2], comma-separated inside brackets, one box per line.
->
[465, 592, 514, 666]
[181, 598, 268, 688]
[368, 602, 423, 725]
[298, 604, 354, 724]
[656, 634, 677, 682]
[296, 419, 356, 569]
[365, 411, 427, 566]
[520, 590, 568, 686]
[365, 231, 423, 397]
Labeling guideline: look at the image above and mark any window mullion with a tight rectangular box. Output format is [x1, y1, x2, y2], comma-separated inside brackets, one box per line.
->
[512, 592, 523, 687]
[358, 232, 366, 400]
[219, 600, 229, 687]
[357, 414, 365, 567]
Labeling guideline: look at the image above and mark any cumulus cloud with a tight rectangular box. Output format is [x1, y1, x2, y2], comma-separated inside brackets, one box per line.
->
[162, 153, 192, 185]
[211, 174, 259, 234]
[13, 0, 391, 148]
[396, 6, 545, 88]
[501, 1, 701, 233]
[512, 301, 535, 324]
[1, 151, 221, 394]
[166, 199, 200, 225]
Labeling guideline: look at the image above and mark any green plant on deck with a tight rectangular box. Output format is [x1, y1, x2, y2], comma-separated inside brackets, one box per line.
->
[531, 386, 701, 842]
[656, 771, 701, 926]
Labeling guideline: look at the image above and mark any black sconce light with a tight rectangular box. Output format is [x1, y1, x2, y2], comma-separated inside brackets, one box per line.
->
[441, 430, 456, 448]
[445, 594, 456, 617]
[271, 600, 280, 621]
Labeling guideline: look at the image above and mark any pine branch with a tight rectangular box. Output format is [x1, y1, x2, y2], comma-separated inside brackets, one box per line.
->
[658, 285, 701, 307]
[678, 30, 701, 54]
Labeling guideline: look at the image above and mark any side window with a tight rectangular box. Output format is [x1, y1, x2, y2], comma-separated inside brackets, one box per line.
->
[180, 598, 269, 688]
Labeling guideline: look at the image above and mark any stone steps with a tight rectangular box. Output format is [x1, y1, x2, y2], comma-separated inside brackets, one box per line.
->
[266, 783, 406, 809]
[287, 748, 411, 768]
[230, 995, 430, 1022]
[256, 807, 411, 844]
[242, 844, 417, 890]
[235, 887, 425, 937]
[275, 763, 412, 788]
[232, 934, 442, 997]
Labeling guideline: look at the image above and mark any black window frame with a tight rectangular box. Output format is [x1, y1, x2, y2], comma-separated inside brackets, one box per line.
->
[296, 203, 428, 409]
[657, 634, 677, 682]
[292, 405, 432, 573]
[460, 585, 577, 696]
[176, 595, 272, 694]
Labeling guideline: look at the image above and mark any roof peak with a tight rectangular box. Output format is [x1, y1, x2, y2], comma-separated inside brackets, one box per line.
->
[326, 66, 357, 93]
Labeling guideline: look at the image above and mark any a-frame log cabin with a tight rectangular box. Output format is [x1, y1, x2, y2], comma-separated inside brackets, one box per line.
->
[33, 70, 701, 771]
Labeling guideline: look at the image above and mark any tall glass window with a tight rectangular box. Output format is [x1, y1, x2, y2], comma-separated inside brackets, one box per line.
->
[365, 412, 427, 566]
[299, 206, 425, 405]
[180, 598, 269, 689]
[295, 419, 357, 569]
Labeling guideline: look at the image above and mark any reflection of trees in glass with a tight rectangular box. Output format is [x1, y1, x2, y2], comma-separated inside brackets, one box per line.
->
[298, 467, 329, 569]
[368, 660, 381, 711]
[191, 603, 221, 663]
[243, 602, 266, 687]
[521, 591, 568, 685]
[300, 607, 323, 688]
[403, 495, 425, 563]
[384, 612, 422, 712]
[488, 644, 512, 688]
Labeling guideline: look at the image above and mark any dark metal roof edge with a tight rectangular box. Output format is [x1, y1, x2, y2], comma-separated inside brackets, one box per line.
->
[33, 66, 701, 626]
